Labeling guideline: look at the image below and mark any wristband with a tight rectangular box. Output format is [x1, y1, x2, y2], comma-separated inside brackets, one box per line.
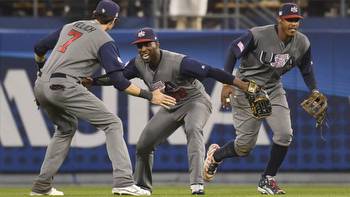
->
[139, 89, 153, 101]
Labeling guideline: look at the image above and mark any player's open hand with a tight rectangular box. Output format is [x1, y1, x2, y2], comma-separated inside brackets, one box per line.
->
[81, 77, 93, 89]
[151, 89, 176, 109]
[221, 84, 234, 110]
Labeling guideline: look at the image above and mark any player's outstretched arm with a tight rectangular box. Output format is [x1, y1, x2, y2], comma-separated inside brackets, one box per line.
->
[180, 56, 251, 91]
[180, 56, 252, 108]
[123, 84, 176, 109]
[81, 75, 112, 88]
[81, 70, 176, 108]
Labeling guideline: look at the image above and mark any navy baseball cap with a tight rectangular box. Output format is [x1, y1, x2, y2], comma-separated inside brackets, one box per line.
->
[278, 3, 303, 19]
[132, 27, 158, 45]
[95, 0, 120, 18]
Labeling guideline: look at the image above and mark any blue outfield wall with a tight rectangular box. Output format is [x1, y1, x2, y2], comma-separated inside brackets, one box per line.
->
[0, 29, 349, 173]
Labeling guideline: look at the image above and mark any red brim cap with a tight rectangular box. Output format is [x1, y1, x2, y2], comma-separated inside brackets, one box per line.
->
[131, 38, 155, 45]
[281, 15, 303, 19]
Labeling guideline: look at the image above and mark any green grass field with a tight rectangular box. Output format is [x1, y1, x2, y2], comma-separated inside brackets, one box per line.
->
[1, 184, 349, 197]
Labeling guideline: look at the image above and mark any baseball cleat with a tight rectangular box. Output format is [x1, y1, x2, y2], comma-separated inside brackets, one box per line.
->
[30, 187, 64, 196]
[203, 144, 221, 182]
[190, 184, 205, 195]
[257, 175, 286, 195]
[112, 184, 151, 196]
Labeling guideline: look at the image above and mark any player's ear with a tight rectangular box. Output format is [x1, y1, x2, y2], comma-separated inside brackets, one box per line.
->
[277, 17, 282, 23]
[112, 18, 119, 26]
[156, 42, 160, 48]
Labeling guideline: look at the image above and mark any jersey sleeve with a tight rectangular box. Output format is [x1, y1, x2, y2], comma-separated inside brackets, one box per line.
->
[91, 70, 131, 90]
[34, 27, 62, 56]
[97, 41, 124, 73]
[97, 41, 132, 90]
[180, 56, 235, 85]
[224, 30, 254, 73]
[298, 46, 317, 91]
[123, 58, 140, 80]
[108, 71, 131, 90]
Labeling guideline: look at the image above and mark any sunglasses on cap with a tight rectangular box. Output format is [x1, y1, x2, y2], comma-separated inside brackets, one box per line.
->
[284, 18, 301, 23]
[136, 42, 154, 49]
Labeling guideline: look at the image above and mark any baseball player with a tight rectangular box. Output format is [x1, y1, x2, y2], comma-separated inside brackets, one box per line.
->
[203, 3, 324, 195]
[30, 1, 175, 196]
[86, 27, 251, 195]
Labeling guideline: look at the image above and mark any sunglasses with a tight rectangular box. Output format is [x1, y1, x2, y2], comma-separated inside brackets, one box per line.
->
[136, 42, 153, 49]
[284, 18, 301, 23]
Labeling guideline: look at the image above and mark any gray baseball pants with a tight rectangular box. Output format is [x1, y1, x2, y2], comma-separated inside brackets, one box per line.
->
[31, 75, 134, 193]
[134, 98, 212, 191]
[230, 87, 293, 156]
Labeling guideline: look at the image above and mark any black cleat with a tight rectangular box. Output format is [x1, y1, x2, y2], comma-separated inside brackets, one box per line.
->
[257, 175, 286, 195]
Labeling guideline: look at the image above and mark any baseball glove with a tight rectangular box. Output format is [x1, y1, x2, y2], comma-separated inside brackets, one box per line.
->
[34, 54, 46, 73]
[245, 80, 272, 119]
[301, 90, 328, 128]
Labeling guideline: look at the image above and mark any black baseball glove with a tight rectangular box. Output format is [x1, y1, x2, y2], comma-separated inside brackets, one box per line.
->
[34, 54, 46, 74]
[301, 90, 328, 128]
[245, 80, 272, 119]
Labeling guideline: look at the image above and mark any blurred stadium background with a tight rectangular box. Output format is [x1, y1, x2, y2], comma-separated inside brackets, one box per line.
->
[0, 0, 350, 192]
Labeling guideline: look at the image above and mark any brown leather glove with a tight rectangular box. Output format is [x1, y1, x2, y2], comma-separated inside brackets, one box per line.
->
[301, 90, 328, 128]
[245, 80, 272, 119]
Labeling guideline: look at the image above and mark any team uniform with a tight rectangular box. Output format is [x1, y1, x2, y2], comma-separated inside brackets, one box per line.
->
[225, 24, 316, 156]
[122, 48, 240, 194]
[203, 3, 319, 195]
[31, 2, 151, 194]
[32, 19, 134, 193]
[125, 50, 211, 193]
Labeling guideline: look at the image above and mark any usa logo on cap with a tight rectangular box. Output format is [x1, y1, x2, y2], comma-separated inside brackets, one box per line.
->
[291, 6, 298, 13]
[278, 3, 303, 19]
[132, 27, 159, 45]
[138, 30, 146, 38]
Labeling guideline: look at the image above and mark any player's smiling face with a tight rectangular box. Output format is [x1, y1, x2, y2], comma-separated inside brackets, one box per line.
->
[136, 41, 160, 64]
[279, 17, 300, 37]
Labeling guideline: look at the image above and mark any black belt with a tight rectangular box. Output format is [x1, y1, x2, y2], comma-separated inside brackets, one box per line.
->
[50, 73, 81, 84]
[50, 72, 67, 79]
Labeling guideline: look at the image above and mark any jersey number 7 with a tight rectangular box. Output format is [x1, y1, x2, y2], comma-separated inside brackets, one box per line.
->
[58, 29, 82, 53]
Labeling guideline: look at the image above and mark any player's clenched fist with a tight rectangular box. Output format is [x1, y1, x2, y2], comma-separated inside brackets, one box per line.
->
[81, 77, 93, 89]
[151, 89, 177, 109]
[221, 84, 234, 109]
